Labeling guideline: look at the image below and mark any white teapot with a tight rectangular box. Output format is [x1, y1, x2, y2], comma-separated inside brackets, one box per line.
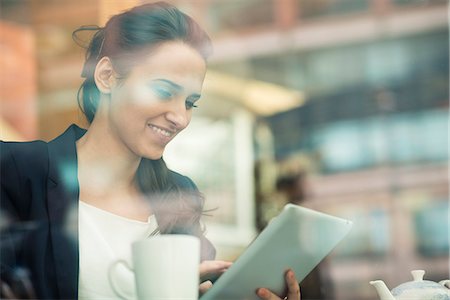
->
[370, 270, 450, 300]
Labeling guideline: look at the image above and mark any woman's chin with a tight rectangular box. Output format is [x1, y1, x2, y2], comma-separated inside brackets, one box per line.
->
[140, 150, 164, 161]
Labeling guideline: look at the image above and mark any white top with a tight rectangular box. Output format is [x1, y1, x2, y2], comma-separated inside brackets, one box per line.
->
[78, 201, 158, 300]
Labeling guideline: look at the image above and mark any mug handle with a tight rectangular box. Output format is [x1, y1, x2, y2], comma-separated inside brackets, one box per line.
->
[108, 259, 134, 300]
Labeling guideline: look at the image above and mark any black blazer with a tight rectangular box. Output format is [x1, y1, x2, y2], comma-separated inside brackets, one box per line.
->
[1, 124, 215, 299]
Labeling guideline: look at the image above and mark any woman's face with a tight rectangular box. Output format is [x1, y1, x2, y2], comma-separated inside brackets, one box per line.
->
[107, 41, 207, 160]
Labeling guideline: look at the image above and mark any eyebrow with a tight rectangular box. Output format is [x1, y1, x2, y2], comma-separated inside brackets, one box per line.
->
[153, 79, 201, 99]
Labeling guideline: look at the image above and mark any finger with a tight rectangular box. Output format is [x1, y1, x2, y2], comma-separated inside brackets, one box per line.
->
[256, 288, 281, 300]
[0, 281, 18, 299]
[199, 280, 213, 295]
[285, 269, 301, 300]
[18, 274, 37, 299]
[199, 260, 232, 276]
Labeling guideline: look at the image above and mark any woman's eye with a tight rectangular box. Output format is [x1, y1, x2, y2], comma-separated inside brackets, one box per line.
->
[185, 101, 198, 109]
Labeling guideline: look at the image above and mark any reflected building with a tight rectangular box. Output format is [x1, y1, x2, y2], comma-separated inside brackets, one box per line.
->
[202, 0, 449, 299]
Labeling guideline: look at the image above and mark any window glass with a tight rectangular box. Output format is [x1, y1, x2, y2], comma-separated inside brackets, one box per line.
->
[393, 0, 447, 6]
[297, 0, 369, 19]
[389, 110, 448, 163]
[165, 117, 237, 225]
[243, 31, 448, 97]
[334, 208, 390, 258]
[311, 109, 447, 173]
[414, 200, 449, 257]
[314, 121, 374, 172]
[207, 0, 274, 34]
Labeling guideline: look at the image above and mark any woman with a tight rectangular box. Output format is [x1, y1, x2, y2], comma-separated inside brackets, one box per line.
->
[0, 2, 300, 299]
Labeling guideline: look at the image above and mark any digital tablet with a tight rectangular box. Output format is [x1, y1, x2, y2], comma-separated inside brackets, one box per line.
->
[200, 204, 353, 300]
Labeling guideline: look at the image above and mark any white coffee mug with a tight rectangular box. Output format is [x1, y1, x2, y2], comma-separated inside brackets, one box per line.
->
[108, 235, 200, 300]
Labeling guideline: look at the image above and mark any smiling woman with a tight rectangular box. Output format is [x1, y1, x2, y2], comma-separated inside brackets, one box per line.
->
[88, 41, 206, 160]
[0, 2, 300, 300]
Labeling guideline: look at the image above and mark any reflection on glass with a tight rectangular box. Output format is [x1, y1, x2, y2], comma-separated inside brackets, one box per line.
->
[207, 0, 274, 33]
[392, 0, 447, 6]
[164, 117, 237, 225]
[334, 209, 390, 258]
[297, 0, 369, 19]
[305, 108, 447, 173]
[414, 200, 449, 257]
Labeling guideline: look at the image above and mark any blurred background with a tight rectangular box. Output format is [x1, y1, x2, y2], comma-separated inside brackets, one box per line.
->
[0, 0, 448, 299]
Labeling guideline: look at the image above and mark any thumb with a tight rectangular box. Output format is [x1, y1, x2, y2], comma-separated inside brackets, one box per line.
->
[199, 280, 213, 295]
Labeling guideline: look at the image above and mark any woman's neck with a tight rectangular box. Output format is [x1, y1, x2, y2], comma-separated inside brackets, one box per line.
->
[76, 117, 154, 221]
[76, 116, 141, 198]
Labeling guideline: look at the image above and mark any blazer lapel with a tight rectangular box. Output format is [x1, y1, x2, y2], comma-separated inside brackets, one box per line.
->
[47, 124, 86, 299]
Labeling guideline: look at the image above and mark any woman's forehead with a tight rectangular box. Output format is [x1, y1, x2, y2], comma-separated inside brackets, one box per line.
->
[126, 42, 206, 88]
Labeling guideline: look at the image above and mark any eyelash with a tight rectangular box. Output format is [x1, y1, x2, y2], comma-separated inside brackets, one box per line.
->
[186, 101, 198, 109]
[152, 86, 199, 109]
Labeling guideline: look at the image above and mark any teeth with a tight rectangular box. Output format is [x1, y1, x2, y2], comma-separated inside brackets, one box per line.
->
[149, 125, 172, 137]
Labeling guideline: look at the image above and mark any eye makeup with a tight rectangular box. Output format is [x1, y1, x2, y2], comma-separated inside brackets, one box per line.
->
[150, 79, 202, 108]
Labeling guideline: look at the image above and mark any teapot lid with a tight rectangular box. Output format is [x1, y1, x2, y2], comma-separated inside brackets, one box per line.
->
[392, 270, 450, 297]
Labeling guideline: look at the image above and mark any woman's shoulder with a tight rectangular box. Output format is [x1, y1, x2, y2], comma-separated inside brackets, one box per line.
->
[1, 140, 52, 190]
[1, 124, 85, 174]
[1, 139, 49, 168]
[1, 139, 48, 151]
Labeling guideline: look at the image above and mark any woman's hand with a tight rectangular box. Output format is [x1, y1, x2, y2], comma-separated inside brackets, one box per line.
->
[256, 269, 301, 300]
[199, 260, 232, 295]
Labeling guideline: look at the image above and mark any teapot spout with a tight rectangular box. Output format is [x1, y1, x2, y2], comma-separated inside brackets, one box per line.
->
[370, 280, 395, 300]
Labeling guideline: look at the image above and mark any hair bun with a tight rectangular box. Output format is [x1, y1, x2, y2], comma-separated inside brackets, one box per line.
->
[72, 25, 103, 48]
[73, 26, 105, 78]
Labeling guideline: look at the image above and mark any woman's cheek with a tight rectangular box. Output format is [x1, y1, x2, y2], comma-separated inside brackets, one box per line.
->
[129, 84, 159, 107]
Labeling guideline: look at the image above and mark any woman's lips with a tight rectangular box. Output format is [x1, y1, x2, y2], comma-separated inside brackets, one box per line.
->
[147, 124, 175, 145]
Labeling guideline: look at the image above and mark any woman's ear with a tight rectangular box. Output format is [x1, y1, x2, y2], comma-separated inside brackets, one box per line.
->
[94, 57, 116, 94]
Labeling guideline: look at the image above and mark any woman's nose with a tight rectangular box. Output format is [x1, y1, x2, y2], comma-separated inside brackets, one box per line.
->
[165, 100, 190, 130]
